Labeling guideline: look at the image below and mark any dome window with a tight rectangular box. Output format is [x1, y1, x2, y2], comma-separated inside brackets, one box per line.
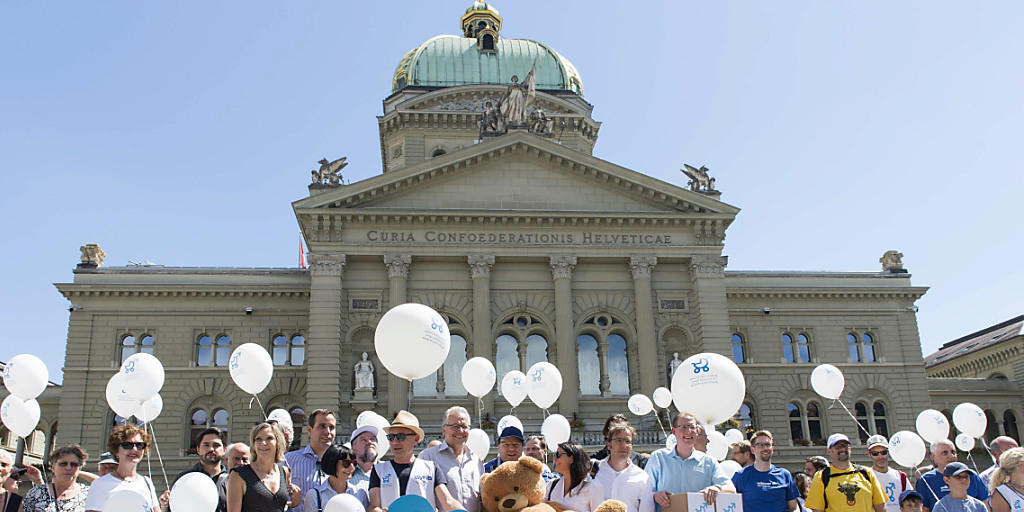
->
[482, 34, 495, 51]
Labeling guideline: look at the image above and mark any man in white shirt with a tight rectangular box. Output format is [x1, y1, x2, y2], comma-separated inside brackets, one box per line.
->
[592, 419, 654, 512]
[865, 435, 909, 512]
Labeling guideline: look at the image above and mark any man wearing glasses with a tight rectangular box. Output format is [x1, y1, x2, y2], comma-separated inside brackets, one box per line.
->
[865, 435, 909, 512]
[806, 433, 885, 512]
[172, 427, 228, 512]
[730, 430, 799, 511]
[592, 420, 654, 512]
[420, 406, 484, 512]
[645, 412, 734, 509]
[484, 427, 525, 473]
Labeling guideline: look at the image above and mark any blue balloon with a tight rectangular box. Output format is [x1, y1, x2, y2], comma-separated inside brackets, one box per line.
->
[389, 495, 433, 512]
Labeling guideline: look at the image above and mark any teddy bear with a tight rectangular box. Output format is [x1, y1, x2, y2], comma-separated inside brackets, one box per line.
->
[479, 456, 627, 512]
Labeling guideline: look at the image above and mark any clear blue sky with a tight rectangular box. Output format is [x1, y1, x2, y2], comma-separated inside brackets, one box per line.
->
[2, 1, 1021, 384]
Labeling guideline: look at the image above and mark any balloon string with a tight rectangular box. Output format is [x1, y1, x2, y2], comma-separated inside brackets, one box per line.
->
[654, 410, 668, 440]
[477, 397, 484, 430]
[975, 436, 998, 465]
[250, 394, 269, 420]
[914, 465, 940, 502]
[147, 422, 170, 491]
[832, 399, 871, 437]
[966, 452, 980, 474]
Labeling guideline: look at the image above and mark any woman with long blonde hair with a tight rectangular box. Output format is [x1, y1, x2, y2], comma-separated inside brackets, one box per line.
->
[227, 423, 301, 512]
[990, 447, 1024, 512]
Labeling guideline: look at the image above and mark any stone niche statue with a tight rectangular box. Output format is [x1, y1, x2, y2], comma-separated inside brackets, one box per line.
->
[668, 352, 682, 378]
[354, 352, 374, 390]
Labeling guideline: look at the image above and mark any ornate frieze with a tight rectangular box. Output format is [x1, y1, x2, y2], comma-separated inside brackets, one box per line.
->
[467, 254, 495, 278]
[549, 255, 577, 280]
[688, 255, 727, 278]
[383, 254, 412, 278]
[308, 253, 346, 276]
[628, 256, 657, 279]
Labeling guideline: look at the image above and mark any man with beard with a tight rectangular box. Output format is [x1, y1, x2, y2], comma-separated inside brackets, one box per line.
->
[286, 408, 338, 497]
[730, 430, 799, 511]
[420, 406, 483, 512]
[806, 433, 885, 512]
[349, 424, 379, 492]
[173, 427, 228, 512]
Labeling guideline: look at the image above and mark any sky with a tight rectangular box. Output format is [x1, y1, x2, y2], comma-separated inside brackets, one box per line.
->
[1, 1, 1022, 384]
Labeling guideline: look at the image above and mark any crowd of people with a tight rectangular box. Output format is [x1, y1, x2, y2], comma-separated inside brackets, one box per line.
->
[1, 408, 1023, 512]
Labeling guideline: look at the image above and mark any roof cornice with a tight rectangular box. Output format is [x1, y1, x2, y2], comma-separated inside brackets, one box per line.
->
[55, 284, 310, 300]
[725, 287, 929, 300]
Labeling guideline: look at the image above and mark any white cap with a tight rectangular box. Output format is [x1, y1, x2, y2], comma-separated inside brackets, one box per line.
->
[350, 425, 379, 444]
[866, 434, 888, 449]
[827, 433, 851, 448]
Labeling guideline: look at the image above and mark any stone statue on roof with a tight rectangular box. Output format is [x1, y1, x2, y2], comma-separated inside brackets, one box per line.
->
[681, 164, 716, 192]
[499, 63, 536, 126]
[312, 156, 347, 186]
[880, 250, 905, 272]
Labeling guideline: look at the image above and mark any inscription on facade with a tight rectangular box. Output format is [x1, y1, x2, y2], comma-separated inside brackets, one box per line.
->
[364, 230, 674, 245]
[659, 299, 687, 311]
[351, 298, 380, 311]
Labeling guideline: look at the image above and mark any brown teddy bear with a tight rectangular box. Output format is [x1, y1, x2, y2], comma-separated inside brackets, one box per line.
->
[479, 457, 627, 512]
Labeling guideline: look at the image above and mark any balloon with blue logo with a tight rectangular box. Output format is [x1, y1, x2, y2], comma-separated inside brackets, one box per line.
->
[497, 415, 523, 435]
[888, 430, 926, 468]
[526, 362, 562, 410]
[915, 409, 950, 443]
[810, 364, 845, 400]
[500, 371, 528, 408]
[120, 352, 164, 401]
[228, 343, 274, 395]
[671, 352, 746, 426]
[627, 394, 653, 416]
[461, 357, 496, 398]
[388, 494, 434, 512]
[1, 395, 40, 438]
[953, 402, 987, 439]
[955, 433, 975, 452]
[374, 303, 451, 381]
[3, 354, 49, 400]
[105, 372, 139, 418]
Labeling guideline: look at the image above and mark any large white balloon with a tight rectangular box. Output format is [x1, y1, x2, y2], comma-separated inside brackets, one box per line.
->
[718, 460, 742, 480]
[955, 433, 976, 452]
[2, 354, 49, 400]
[355, 410, 380, 428]
[134, 394, 163, 423]
[500, 371, 528, 407]
[461, 357, 496, 398]
[953, 403, 987, 439]
[103, 489, 151, 512]
[268, 409, 294, 428]
[170, 471, 219, 512]
[0, 395, 40, 438]
[888, 430, 927, 468]
[467, 429, 491, 460]
[374, 303, 451, 381]
[105, 373, 139, 418]
[706, 429, 729, 461]
[916, 409, 951, 443]
[724, 429, 745, 445]
[652, 387, 672, 409]
[497, 415, 524, 435]
[228, 343, 274, 395]
[671, 353, 746, 426]
[526, 362, 562, 410]
[810, 364, 845, 400]
[120, 352, 164, 401]
[628, 394, 654, 416]
[324, 493, 368, 512]
[541, 414, 571, 451]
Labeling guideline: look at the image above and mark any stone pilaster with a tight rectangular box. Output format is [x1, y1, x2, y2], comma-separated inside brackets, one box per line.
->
[687, 254, 731, 355]
[598, 339, 611, 396]
[384, 254, 412, 414]
[468, 255, 495, 416]
[550, 256, 578, 413]
[306, 253, 346, 413]
[629, 256, 658, 395]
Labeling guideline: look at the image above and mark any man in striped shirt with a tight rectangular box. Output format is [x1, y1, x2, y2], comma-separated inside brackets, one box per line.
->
[285, 408, 337, 496]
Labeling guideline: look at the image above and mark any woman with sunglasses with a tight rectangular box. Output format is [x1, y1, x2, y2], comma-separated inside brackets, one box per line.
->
[227, 422, 302, 512]
[0, 450, 24, 512]
[22, 444, 90, 512]
[84, 424, 160, 512]
[304, 445, 368, 512]
[547, 442, 605, 512]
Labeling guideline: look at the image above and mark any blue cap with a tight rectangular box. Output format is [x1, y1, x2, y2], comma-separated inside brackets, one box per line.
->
[498, 426, 524, 443]
[898, 490, 923, 504]
[943, 461, 972, 477]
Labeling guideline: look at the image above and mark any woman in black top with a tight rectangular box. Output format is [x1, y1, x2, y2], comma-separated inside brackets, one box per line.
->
[0, 450, 23, 512]
[227, 423, 301, 512]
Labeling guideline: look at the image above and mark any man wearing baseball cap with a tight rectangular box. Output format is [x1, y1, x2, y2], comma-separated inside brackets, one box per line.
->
[865, 435, 909, 512]
[930, 463, 987, 511]
[914, 439, 988, 511]
[349, 424, 378, 492]
[483, 426, 525, 473]
[806, 433, 885, 511]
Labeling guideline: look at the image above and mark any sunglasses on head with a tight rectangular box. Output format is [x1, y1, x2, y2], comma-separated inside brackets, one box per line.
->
[386, 433, 410, 442]
[119, 441, 147, 450]
[870, 449, 889, 456]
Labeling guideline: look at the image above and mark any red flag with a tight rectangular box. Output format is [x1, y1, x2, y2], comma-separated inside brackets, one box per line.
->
[299, 236, 306, 269]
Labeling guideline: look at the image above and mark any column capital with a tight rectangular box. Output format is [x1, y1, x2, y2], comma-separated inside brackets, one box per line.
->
[549, 255, 577, 280]
[308, 253, 346, 276]
[384, 254, 412, 278]
[467, 255, 495, 279]
[629, 256, 658, 279]
[688, 255, 728, 278]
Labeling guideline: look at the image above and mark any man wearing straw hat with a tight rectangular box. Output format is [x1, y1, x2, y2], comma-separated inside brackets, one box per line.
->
[368, 410, 465, 512]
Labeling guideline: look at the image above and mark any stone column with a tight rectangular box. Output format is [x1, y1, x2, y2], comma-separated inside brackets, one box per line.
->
[384, 254, 412, 414]
[688, 255, 731, 355]
[598, 339, 611, 397]
[306, 253, 346, 413]
[468, 255, 495, 416]
[630, 256, 658, 396]
[550, 256, 578, 413]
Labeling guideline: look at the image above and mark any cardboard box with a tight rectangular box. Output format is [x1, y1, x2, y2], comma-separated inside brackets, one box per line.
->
[714, 493, 743, 512]
[666, 492, 744, 512]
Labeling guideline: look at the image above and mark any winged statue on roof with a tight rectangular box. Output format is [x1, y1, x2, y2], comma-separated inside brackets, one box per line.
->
[311, 156, 348, 186]
[499, 62, 536, 126]
[681, 164, 716, 192]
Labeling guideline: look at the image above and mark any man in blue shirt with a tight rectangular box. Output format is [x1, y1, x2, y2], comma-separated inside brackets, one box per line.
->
[645, 412, 735, 510]
[914, 439, 988, 511]
[731, 429, 799, 512]
[483, 427, 524, 473]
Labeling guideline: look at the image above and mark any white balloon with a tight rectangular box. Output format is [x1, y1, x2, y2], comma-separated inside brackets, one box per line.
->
[355, 410, 380, 428]
[724, 429, 745, 445]
[324, 493, 368, 512]
[671, 353, 746, 426]
[170, 471, 219, 512]
[0, 395, 40, 438]
[105, 373, 139, 418]
[628, 394, 654, 416]
[542, 414, 571, 451]
[497, 415, 524, 435]
[810, 364, 845, 400]
[526, 362, 562, 410]
[2, 354, 49, 400]
[955, 433, 976, 452]
[228, 343, 274, 395]
[888, 430, 927, 468]
[103, 489, 150, 511]
[461, 357, 496, 398]
[120, 352, 164, 401]
[467, 428, 491, 460]
[268, 408, 294, 434]
[706, 429, 728, 461]
[953, 402, 987, 439]
[500, 371, 528, 407]
[666, 435, 677, 451]
[916, 409, 951, 444]
[718, 460, 742, 480]
[652, 387, 673, 409]
[374, 303, 451, 381]
[134, 394, 163, 423]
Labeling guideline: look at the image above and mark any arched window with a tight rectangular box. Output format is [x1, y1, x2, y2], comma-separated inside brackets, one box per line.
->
[848, 332, 877, 363]
[524, 334, 548, 370]
[855, 402, 870, 442]
[431, 148, 446, 157]
[577, 334, 601, 395]
[862, 334, 876, 362]
[215, 335, 231, 366]
[986, 410, 1000, 441]
[782, 334, 796, 363]
[731, 333, 745, 363]
[797, 334, 811, 362]
[734, 402, 756, 435]
[873, 401, 889, 437]
[607, 334, 629, 395]
[1, 426, 11, 448]
[412, 369, 438, 397]
[848, 334, 861, 363]
[482, 34, 495, 51]
[807, 401, 823, 442]
[188, 407, 229, 454]
[788, 403, 804, 442]
[273, 335, 306, 366]
[197, 334, 231, 367]
[443, 334, 468, 397]
[494, 334, 519, 395]
[1004, 411, 1020, 441]
[120, 334, 154, 364]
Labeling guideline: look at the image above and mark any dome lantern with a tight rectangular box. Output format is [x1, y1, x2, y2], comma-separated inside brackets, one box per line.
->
[461, 1, 502, 51]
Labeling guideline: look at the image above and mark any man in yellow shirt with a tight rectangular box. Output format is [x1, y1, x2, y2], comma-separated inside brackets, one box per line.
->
[807, 433, 886, 512]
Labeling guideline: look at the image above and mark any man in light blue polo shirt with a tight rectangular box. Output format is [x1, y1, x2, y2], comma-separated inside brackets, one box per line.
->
[645, 412, 735, 510]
